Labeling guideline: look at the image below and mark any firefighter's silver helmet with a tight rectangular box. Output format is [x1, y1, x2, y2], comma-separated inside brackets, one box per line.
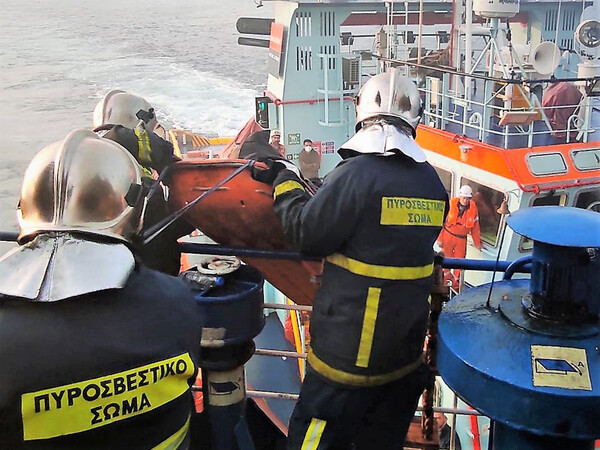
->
[354, 68, 422, 134]
[18, 129, 145, 244]
[92, 90, 158, 131]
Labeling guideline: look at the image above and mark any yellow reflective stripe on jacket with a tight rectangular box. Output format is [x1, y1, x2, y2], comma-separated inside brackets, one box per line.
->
[301, 418, 326, 450]
[152, 415, 190, 450]
[326, 253, 433, 280]
[308, 348, 422, 387]
[134, 128, 152, 164]
[355, 287, 381, 368]
[274, 180, 305, 198]
[21, 353, 195, 440]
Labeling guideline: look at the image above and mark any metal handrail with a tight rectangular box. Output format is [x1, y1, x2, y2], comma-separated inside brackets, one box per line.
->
[254, 348, 307, 359]
[244, 390, 483, 417]
[263, 303, 313, 312]
[421, 87, 596, 141]
[378, 52, 599, 86]
[188, 386, 484, 417]
[416, 67, 598, 146]
[0, 232, 532, 276]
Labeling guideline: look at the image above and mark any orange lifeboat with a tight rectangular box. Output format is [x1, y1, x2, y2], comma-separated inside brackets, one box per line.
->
[168, 158, 322, 306]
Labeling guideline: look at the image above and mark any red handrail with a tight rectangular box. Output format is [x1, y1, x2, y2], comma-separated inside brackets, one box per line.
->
[264, 90, 354, 106]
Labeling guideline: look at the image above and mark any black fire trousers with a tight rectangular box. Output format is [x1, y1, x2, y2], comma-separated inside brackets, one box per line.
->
[287, 364, 427, 450]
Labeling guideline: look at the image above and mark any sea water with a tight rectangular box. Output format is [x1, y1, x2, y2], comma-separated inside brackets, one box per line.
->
[0, 0, 269, 249]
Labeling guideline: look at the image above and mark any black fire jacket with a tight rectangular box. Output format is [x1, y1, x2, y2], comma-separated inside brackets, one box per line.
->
[273, 152, 448, 386]
[0, 264, 201, 449]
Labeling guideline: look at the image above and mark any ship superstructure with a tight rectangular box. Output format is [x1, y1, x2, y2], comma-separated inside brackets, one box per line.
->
[237, 0, 600, 288]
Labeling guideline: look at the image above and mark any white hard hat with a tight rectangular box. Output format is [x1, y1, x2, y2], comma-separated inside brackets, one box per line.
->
[270, 130, 281, 138]
[92, 90, 158, 131]
[18, 129, 145, 244]
[458, 185, 473, 197]
[355, 68, 422, 135]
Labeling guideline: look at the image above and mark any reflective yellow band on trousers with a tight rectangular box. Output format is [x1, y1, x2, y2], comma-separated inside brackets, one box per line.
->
[308, 348, 422, 387]
[355, 287, 381, 368]
[326, 253, 433, 280]
[21, 353, 195, 440]
[301, 418, 326, 450]
[135, 128, 152, 164]
[152, 415, 190, 450]
[273, 180, 305, 198]
[380, 197, 445, 226]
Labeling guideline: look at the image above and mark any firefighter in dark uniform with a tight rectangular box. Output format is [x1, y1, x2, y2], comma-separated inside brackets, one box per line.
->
[0, 130, 201, 449]
[93, 90, 194, 275]
[264, 69, 448, 449]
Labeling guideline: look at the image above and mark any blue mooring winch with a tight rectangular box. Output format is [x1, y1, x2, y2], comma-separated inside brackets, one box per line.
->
[438, 206, 600, 450]
[183, 258, 265, 450]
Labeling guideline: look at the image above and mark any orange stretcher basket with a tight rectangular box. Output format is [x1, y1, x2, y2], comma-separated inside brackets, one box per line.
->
[168, 158, 322, 306]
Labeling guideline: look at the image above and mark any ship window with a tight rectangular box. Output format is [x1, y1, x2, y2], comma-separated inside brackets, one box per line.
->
[575, 188, 600, 213]
[526, 153, 567, 176]
[570, 148, 600, 171]
[519, 192, 567, 251]
[295, 12, 312, 38]
[320, 11, 336, 37]
[296, 46, 313, 71]
[560, 38, 574, 51]
[433, 166, 453, 197]
[319, 45, 336, 71]
[460, 179, 504, 247]
[562, 8, 576, 33]
[544, 9, 557, 32]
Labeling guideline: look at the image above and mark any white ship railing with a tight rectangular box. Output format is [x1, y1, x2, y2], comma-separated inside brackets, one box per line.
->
[368, 57, 600, 148]
[419, 72, 598, 147]
[248, 301, 486, 423]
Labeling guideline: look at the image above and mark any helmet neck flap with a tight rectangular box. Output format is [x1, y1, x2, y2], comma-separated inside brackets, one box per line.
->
[0, 233, 135, 302]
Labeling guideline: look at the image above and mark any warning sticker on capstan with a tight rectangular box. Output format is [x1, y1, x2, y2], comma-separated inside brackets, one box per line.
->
[531, 345, 592, 391]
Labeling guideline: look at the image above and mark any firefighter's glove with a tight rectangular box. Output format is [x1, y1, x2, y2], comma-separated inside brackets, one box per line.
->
[252, 157, 301, 185]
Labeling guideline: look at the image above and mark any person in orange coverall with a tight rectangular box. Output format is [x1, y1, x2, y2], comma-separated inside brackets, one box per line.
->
[284, 311, 311, 347]
[437, 185, 482, 287]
